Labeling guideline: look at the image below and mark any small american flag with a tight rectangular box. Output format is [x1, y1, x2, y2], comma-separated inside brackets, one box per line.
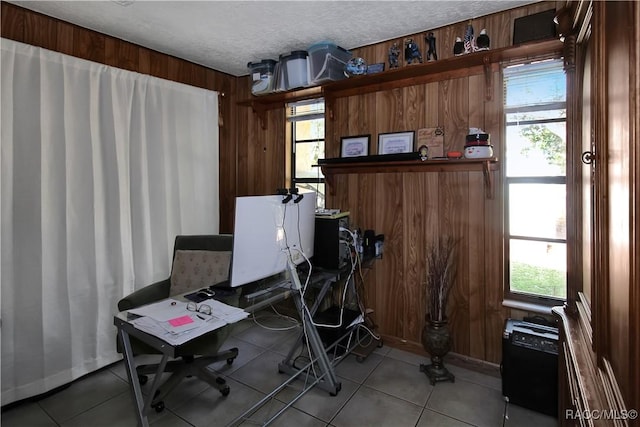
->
[464, 24, 475, 53]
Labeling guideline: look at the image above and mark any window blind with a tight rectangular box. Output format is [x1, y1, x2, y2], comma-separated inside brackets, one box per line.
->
[503, 59, 566, 109]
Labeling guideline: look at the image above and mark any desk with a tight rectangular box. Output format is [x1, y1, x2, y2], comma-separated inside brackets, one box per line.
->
[115, 265, 379, 427]
[113, 281, 302, 427]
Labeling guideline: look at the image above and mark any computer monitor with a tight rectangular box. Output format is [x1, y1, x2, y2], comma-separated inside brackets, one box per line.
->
[229, 190, 316, 287]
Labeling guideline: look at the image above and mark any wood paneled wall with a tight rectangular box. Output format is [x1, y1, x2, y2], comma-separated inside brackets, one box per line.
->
[324, 1, 563, 363]
[324, 78, 506, 361]
[234, 1, 563, 364]
[235, 82, 287, 197]
[1, 2, 239, 232]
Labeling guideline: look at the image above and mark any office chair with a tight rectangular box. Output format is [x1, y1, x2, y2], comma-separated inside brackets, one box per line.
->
[117, 235, 239, 412]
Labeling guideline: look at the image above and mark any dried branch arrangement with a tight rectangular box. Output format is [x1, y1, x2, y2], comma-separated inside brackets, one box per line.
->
[426, 236, 459, 322]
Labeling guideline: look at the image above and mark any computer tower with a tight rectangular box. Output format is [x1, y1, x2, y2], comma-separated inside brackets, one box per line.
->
[313, 212, 350, 270]
[502, 319, 559, 417]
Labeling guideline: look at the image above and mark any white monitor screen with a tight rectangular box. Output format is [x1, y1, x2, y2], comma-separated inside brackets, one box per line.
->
[229, 191, 316, 287]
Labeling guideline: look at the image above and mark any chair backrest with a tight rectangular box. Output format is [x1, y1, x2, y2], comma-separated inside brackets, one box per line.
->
[169, 235, 233, 296]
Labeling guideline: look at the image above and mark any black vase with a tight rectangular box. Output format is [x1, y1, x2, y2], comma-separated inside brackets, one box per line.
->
[420, 317, 455, 385]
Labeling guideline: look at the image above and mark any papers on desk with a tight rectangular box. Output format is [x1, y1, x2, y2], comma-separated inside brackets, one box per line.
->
[127, 298, 249, 346]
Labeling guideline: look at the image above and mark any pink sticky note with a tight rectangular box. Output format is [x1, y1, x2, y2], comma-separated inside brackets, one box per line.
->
[168, 315, 194, 327]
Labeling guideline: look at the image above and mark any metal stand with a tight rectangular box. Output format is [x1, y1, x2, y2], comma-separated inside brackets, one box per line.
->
[227, 266, 343, 427]
[277, 269, 342, 395]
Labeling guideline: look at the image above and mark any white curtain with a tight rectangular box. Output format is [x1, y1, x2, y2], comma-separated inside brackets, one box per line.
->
[0, 38, 220, 405]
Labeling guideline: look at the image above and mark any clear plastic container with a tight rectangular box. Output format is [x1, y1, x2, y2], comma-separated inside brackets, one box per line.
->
[247, 59, 277, 95]
[307, 42, 352, 85]
[281, 50, 309, 90]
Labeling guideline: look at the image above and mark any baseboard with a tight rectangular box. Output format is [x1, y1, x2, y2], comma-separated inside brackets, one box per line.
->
[379, 334, 501, 378]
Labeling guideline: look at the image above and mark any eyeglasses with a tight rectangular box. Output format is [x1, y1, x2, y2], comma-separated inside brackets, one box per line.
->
[186, 302, 212, 316]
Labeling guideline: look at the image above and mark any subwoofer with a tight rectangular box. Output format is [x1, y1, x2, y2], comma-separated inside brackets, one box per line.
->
[502, 319, 559, 417]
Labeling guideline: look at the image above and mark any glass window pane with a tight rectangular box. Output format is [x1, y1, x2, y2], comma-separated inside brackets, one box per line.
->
[509, 183, 566, 240]
[295, 183, 325, 209]
[505, 121, 566, 176]
[509, 239, 566, 299]
[295, 141, 324, 179]
[295, 119, 324, 140]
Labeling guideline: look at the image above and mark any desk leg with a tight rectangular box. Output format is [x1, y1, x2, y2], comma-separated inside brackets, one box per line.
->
[278, 290, 341, 395]
[281, 277, 334, 364]
[118, 329, 171, 426]
[118, 328, 150, 427]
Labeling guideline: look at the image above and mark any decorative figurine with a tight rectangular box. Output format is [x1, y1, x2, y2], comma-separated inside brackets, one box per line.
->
[344, 57, 368, 77]
[453, 37, 464, 56]
[404, 38, 423, 64]
[425, 32, 438, 61]
[476, 29, 490, 51]
[463, 23, 475, 54]
[388, 42, 400, 69]
[418, 145, 429, 161]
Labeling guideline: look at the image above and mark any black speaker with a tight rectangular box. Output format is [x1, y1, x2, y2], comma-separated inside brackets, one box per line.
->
[513, 9, 557, 45]
[502, 319, 559, 417]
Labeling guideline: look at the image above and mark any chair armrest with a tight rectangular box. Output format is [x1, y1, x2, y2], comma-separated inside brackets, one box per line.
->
[118, 278, 171, 311]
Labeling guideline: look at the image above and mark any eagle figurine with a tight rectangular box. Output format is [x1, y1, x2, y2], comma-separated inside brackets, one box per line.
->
[453, 37, 464, 56]
[476, 29, 490, 51]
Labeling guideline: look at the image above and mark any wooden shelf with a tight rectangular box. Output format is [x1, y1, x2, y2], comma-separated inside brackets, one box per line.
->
[318, 157, 499, 199]
[238, 39, 564, 127]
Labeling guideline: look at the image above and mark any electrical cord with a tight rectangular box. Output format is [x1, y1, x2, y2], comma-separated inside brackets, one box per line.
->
[503, 396, 509, 427]
[250, 305, 300, 331]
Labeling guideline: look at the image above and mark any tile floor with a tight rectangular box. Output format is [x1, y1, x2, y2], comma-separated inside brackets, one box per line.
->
[2, 311, 557, 427]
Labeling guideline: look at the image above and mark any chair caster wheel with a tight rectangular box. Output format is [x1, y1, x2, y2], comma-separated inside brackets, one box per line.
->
[152, 401, 165, 413]
[220, 385, 230, 396]
[138, 375, 148, 385]
[227, 357, 235, 365]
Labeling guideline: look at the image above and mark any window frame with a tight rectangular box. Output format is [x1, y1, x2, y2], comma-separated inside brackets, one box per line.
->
[287, 99, 326, 209]
[502, 58, 568, 306]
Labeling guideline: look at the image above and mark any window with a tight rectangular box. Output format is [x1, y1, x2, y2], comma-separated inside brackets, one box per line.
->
[288, 99, 325, 208]
[503, 59, 567, 301]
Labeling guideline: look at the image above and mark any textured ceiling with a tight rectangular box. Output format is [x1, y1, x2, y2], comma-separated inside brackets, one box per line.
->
[9, 0, 539, 76]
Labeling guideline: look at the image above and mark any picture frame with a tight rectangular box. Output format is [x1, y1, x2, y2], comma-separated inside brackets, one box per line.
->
[366, 63, 385, 74]
[378, 131, 415, 155]
[416, 127, 445, 158]
[340, 135, 370, 158]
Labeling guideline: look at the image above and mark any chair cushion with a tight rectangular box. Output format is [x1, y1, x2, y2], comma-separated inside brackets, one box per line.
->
[170, 250, 232, 296]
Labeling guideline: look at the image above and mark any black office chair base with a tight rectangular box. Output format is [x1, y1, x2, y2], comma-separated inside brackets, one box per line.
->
[135, 346, 238, 409]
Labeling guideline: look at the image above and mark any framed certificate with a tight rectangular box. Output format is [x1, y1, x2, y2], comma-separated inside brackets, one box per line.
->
[378, 131, 415, 154]
[340, 135, 370, 157]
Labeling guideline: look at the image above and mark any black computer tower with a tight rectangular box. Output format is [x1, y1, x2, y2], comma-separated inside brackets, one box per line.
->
[313, 213, 350, 270]
[502, 319, 559, 417]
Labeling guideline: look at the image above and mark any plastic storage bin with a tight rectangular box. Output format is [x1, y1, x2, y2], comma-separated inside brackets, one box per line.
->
[247, 59, 277, 95]
[281, 50, 309, 90]
[308, 42, 352, 85]
[272, 60, 287, 92]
